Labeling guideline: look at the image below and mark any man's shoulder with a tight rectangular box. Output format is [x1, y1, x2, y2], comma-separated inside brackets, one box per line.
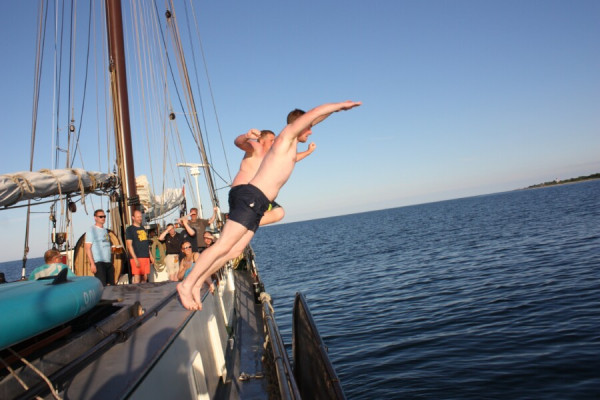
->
[86, 225, 102, 240]
[125, 225, 138, 237]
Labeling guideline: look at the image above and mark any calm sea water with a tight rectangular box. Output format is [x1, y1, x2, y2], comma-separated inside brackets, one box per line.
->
[1, 257, 44, 282]
[252, 180, 600, 399]
[1, 181, 598, 399]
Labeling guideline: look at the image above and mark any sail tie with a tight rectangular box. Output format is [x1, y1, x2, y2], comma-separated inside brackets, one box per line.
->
[39, 169, 65, 214]
[69, 168, 92, 213]
[7, 173, 36, 203]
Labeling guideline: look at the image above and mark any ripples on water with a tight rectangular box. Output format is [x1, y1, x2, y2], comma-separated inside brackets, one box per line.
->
[252, 180, 600, 399]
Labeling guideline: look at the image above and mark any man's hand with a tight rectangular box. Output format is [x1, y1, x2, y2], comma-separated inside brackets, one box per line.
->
[338, 100, 362, 111]
[308, 142, 316, 152]
[246, 129, 261, 140]
[90, 262, 97, 274]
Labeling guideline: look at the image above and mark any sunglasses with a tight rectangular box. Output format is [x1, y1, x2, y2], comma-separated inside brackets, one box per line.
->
[182, 246, 192, 250]
[97, 215, 106, 219]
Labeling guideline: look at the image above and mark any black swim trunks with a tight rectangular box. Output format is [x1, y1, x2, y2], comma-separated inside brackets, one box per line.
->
[228, 184, 270, 232]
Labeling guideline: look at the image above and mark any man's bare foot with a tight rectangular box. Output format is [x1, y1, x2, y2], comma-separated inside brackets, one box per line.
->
[191, 283, 203, 311]
[177, 282, 199, 310]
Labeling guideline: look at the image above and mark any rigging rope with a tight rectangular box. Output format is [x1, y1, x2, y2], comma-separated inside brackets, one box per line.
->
[6, 347, 62, 400]
[0, 357, 32, 396]
[165, 2, 220, 210]
[70, 0, 93, 168]
[186, 0, 233, 183]
[66, 0, 77, 169]
[23, 0, 51, 274]
[150, 0, 229, 209]
[181, 0, 213, 165]
[53, 0, 66, 170]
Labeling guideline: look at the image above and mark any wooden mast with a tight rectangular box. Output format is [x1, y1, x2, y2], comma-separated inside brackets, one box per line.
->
[105, 0, 137, 226]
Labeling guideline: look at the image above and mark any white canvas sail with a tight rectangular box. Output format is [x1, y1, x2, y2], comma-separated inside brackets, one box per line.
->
[0, 169, 118, 208]
[136, 175, 183, 221]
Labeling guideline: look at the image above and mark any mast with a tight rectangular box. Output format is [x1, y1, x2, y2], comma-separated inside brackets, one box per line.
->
[105, 0, 138, 226]
[165, 8, 219, 210]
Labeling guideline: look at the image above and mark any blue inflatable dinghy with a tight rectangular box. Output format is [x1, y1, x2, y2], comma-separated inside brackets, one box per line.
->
[0, 269, 103, 350]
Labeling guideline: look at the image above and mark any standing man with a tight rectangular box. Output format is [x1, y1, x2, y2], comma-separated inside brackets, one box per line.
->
[188, 206, 219, 252]
[126, 209, 154, 283]
[177, 100, 361, 310]
[85, 209, 115, 286]
[158, 218, 195, 281]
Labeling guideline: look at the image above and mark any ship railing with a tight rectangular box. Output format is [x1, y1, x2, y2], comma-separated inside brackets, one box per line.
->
[261, 292, 301, 400]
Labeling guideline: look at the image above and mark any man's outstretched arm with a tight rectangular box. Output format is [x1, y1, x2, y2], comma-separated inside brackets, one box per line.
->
[283, 101, 362, 141]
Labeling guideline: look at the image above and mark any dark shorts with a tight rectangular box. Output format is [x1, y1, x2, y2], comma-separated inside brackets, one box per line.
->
[228, 184, 270, 232]
[95, 261, 115, 286]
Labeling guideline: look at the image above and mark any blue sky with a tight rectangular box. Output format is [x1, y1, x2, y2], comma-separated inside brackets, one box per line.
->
[0, 0, 599, 262]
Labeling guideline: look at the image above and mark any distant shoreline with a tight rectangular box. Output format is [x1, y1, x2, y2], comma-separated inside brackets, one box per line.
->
[524, 173, 600, 189]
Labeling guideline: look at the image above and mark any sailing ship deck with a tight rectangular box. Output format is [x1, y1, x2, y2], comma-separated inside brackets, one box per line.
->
[65, 269, 270, 399]
[1, 268, 272, 399]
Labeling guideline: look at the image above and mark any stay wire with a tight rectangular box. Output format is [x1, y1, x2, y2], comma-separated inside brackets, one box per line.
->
[24, 0, 51, 273]
[187, 0, 233, 184]
[166, 1, 219, 208]
[53, 0, 66, 170]
[151, 0, 197, 147]
[66, 0, 75, 168]
[70, 0, 94, 169]
[181, 0, 213, 166]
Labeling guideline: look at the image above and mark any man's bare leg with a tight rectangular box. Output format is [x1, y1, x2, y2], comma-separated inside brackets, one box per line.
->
[259, 207, 285, 226]
[177, 220, 249, 310]
[191, 230, 255, 298]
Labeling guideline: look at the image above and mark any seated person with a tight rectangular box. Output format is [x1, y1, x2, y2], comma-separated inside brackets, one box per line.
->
[29, 249, 76, 280]
[177, 241, 214, 294]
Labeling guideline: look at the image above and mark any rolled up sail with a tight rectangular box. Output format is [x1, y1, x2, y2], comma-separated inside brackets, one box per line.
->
[136, 175, 183, 221]
[0, 169, 118, 208]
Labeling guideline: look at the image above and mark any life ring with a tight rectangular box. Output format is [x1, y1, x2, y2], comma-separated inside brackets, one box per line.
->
[151, 238, 167, 272]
